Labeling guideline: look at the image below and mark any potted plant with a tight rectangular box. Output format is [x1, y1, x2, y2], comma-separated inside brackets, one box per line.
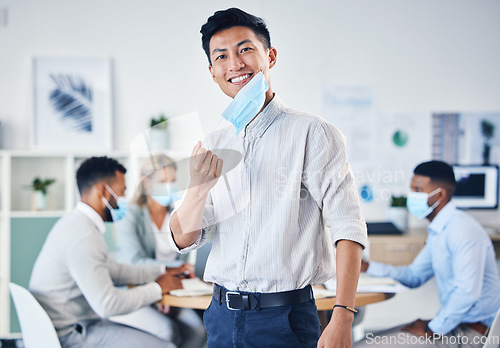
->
[148, 113, 170, 150]
[386, 195, 408, 232]
[28, 177, 56, 211]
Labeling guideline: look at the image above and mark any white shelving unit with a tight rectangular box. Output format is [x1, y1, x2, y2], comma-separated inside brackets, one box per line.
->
[0, 149, 189, 335]
[0, 151, 11, 335]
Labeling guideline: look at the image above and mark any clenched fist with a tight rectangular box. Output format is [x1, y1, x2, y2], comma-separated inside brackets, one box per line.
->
[189, 141, 223, 193]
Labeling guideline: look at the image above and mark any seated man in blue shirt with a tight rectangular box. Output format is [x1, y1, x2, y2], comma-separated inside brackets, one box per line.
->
[356, 160, 500, 347]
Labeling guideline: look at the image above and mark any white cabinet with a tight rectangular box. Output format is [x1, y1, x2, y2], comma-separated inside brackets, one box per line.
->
[0, 149, 188, 335]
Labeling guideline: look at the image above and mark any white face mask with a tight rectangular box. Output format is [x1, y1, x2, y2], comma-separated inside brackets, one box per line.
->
[406, 188, 441, 219]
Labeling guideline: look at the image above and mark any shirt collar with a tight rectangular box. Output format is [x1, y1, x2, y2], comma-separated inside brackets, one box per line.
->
[427, 202, 456, 235]
[76, 201, 106, 234]
[242, 94, 283, 138]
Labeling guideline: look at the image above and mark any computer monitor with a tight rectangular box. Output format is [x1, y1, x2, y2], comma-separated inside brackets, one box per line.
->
[366, 222, 403, 235]
[452, 165, 499, 209]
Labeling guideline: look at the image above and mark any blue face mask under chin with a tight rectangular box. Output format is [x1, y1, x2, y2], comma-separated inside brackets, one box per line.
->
[222, 71, 270, 134]
[102, 185, 128, 222]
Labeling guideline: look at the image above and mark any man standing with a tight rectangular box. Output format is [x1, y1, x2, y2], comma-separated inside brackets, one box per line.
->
[356, 160, 500, 347]
[30, 156, 186, 347]
[168, 8, 367, 348]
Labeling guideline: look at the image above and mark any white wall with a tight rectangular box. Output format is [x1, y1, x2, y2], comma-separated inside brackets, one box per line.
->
[1, 0, 499, 150]
[1, 0, 500, 225]
[1, 0, 499, 336]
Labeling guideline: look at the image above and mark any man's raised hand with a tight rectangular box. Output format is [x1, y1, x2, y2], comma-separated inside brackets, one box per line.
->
[189, 141, 223, 192]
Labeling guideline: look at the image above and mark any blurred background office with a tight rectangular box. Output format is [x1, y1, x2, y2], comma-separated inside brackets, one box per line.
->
[0, 0, 499, 345]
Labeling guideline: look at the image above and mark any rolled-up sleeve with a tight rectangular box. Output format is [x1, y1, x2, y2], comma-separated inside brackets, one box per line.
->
[166, 190, 213, 254]
[302, 122, 367, 249]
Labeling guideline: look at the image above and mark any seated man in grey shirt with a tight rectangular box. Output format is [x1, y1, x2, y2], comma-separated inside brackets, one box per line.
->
[29, 156, 188, 348]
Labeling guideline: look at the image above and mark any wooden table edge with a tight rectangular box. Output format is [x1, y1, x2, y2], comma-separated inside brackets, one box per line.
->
[160, 292, 395, 311]
[315, 292, 395, 311]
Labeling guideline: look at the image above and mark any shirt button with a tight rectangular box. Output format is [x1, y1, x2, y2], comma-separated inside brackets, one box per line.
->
[241, 255, 246, 261]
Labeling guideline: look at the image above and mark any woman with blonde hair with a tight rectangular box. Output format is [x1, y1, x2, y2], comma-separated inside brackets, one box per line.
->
[117, 154, 185, 267]
[115, 154, 206, 348]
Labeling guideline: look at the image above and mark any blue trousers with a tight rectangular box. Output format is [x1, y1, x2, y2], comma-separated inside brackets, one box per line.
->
[203, 296, 321, 347]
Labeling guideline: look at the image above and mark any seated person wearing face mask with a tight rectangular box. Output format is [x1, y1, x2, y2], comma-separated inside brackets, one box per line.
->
[114, 154, 206, 348]
[355, 160, 500, 347]
[29, 156, 187, 348]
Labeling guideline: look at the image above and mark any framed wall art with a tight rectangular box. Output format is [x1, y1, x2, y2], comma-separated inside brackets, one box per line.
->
[33, 57, 112, 150]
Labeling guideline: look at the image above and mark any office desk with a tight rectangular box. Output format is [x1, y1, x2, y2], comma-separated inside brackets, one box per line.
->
[160, 291, 395, 310]
[369, 230, 500, 265]
[162, 287, 395, 332]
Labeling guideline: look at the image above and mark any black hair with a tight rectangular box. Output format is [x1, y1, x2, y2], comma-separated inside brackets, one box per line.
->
[414, 160, 456, 194]
[76, 156, 126, 194]
[201, 7, 271, 65]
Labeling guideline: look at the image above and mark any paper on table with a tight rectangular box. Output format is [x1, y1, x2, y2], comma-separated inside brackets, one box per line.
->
[169, 278, 213, 297]
[312, 287, 337, 299]
[358, 275, 397, 286]
[323, 274, 408, 295]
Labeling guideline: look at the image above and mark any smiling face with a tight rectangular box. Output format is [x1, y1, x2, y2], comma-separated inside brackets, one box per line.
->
[208, 26, 277, 100]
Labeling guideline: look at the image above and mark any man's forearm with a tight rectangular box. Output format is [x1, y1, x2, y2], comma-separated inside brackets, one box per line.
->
[170, 188, 209, 249]
[333, 240, 363, 313]
[318, 239, 363, 347]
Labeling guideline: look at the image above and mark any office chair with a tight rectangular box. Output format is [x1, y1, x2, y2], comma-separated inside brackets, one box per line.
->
[8, 282, 61, 348]
[483, 307, 500, 348]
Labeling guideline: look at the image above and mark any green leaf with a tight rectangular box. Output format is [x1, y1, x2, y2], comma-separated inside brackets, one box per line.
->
[390, 195, 407, 207]
[150, 113, 168, 129]
[29, 177, 56, 195]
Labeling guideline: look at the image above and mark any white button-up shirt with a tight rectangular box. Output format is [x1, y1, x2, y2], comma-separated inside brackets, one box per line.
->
[76, 201, 106, 234]
[169, 95, 367, 293]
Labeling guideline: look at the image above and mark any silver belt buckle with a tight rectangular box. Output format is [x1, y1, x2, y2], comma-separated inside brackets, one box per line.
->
[225, 291, 241, 310]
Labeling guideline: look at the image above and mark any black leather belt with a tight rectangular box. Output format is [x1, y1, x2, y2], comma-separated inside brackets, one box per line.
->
[213, 284, 313, 310]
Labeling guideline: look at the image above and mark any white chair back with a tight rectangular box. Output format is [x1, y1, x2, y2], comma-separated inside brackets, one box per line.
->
[9, 282, 61, 348]
[483, 307, 500, 348]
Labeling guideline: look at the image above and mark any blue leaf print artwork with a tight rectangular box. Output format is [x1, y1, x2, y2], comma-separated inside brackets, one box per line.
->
[49, 74, 93, 132]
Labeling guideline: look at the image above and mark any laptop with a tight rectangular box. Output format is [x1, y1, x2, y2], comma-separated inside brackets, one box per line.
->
[366, 222, 402, 235]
